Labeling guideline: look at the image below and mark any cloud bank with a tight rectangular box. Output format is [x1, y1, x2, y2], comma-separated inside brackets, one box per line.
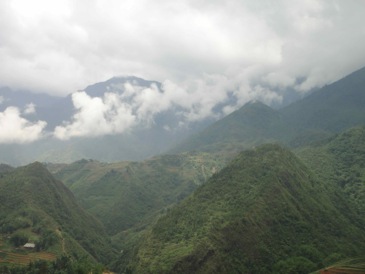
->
[54, 91, 136, 139]
[0, 0, 364, 96]
[0, 106, 46, 143]
[1, 0, 365, 141]
[53, 77, 283, 139]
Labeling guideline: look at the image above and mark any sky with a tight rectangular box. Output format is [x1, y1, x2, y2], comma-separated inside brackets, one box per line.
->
[1, 0, 365, 143]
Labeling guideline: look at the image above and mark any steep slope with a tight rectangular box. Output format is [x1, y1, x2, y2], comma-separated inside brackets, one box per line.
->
[51, 152, 229, 235]
[297, 126, 365, 214]
[123, 145, 365, 273]
[282, 66, 365, 133]
[0, 162, 114, 266]
[171, 101, 285, 154]
[172, 66, 365, 153]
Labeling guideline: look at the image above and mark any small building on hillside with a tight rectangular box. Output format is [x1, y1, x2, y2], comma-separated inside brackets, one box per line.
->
[23, 243, 35, 249]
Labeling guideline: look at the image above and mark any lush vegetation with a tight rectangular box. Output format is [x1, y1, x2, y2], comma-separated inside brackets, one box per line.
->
[297, 126, 365, 214]
[50, 152, 230, 235]
[0, 255, 104, 274]
[1, 68, 365, 273]
[0, 163, 115, 268]
[118, 144, 365, 273]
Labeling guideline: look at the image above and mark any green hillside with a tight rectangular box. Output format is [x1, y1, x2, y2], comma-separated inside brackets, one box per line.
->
[121, 144, 365, 273]
[282, 67, 365, 133]
[172, 67, 365, 153]
[171, 101, 286, 154]
[0, 162, 114, 268]
[51, 152, 229, 235]
[3, 67, 361, 273]
[297, 126, 365, 214]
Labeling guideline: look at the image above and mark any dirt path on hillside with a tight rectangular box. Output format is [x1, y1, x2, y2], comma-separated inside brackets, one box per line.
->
[55, 229, 65, 253]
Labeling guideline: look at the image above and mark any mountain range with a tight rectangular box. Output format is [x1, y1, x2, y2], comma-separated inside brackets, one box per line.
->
[1, 67, 365, 166]
[0, 76, 212, 165]
[172, 66, 365, 153]
[1, 66, 365, 273]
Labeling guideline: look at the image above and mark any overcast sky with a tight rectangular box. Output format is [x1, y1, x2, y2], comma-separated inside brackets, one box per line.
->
[1, 0, 365, 143]
[1, 0, 364, 96]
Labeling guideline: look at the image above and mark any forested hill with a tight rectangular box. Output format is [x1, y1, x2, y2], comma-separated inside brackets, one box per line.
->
[170, 101, 283, 153]
[51, 152, 229, 235]
[0, 162, 114, 266]
[282, 66, 365, 132]
[122, 144, 365, 273]
[297, 126, 365, 215]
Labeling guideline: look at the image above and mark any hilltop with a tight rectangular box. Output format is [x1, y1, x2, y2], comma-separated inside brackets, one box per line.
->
[121, 145, 365, 273]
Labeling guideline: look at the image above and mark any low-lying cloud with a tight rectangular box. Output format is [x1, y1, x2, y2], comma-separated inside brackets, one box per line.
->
[0, 106, 46, 143]
[53, 77, 283, 140]
[24, 103, 36, 115]
[54, 82, 184, 139]
[1, 0, 365, 141]
[54, 91, 135, 140]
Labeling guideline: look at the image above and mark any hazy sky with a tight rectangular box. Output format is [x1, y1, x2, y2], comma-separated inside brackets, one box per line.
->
[1, 0, 365, 143]
[1, 0, 365, 95]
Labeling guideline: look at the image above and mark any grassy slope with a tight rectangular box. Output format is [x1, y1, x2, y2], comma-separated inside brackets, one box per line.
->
[123, 144, 365, 273]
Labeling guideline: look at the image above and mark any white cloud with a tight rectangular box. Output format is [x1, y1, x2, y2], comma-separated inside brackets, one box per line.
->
[54, 76, 284, 140]
[24, 103, 36, 114]
[1, 0, 365, 135]
[54, 91, 136, 140]
[0, 106, 47, 143]
[0, 0, 364, 96]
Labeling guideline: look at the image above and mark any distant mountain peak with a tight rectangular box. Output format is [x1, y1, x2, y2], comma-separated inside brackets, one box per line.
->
[110, 75, 157, 83]
[83, 75, 162, 97]
[241, 100, 273, 110]
[247, 99, 260, 104]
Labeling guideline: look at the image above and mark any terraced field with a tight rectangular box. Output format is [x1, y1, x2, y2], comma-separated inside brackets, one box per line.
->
[320, 267, 365, 274]
[318, 259, 365, 274]
[0, 250, 56, 266]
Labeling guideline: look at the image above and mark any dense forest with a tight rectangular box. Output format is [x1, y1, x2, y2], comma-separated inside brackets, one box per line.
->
[1, 67, 365, 273]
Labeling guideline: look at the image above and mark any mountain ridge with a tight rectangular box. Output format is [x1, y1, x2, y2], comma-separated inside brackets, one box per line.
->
[51, 152, 230, 235]
[122, 144, 365, 273]
[170, 100, 284, 153]
[1, 66, 365, 165]
[172, 66, 365, 153]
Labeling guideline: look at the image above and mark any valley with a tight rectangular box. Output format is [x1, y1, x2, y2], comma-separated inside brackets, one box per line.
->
[1, 67, 365, 273]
